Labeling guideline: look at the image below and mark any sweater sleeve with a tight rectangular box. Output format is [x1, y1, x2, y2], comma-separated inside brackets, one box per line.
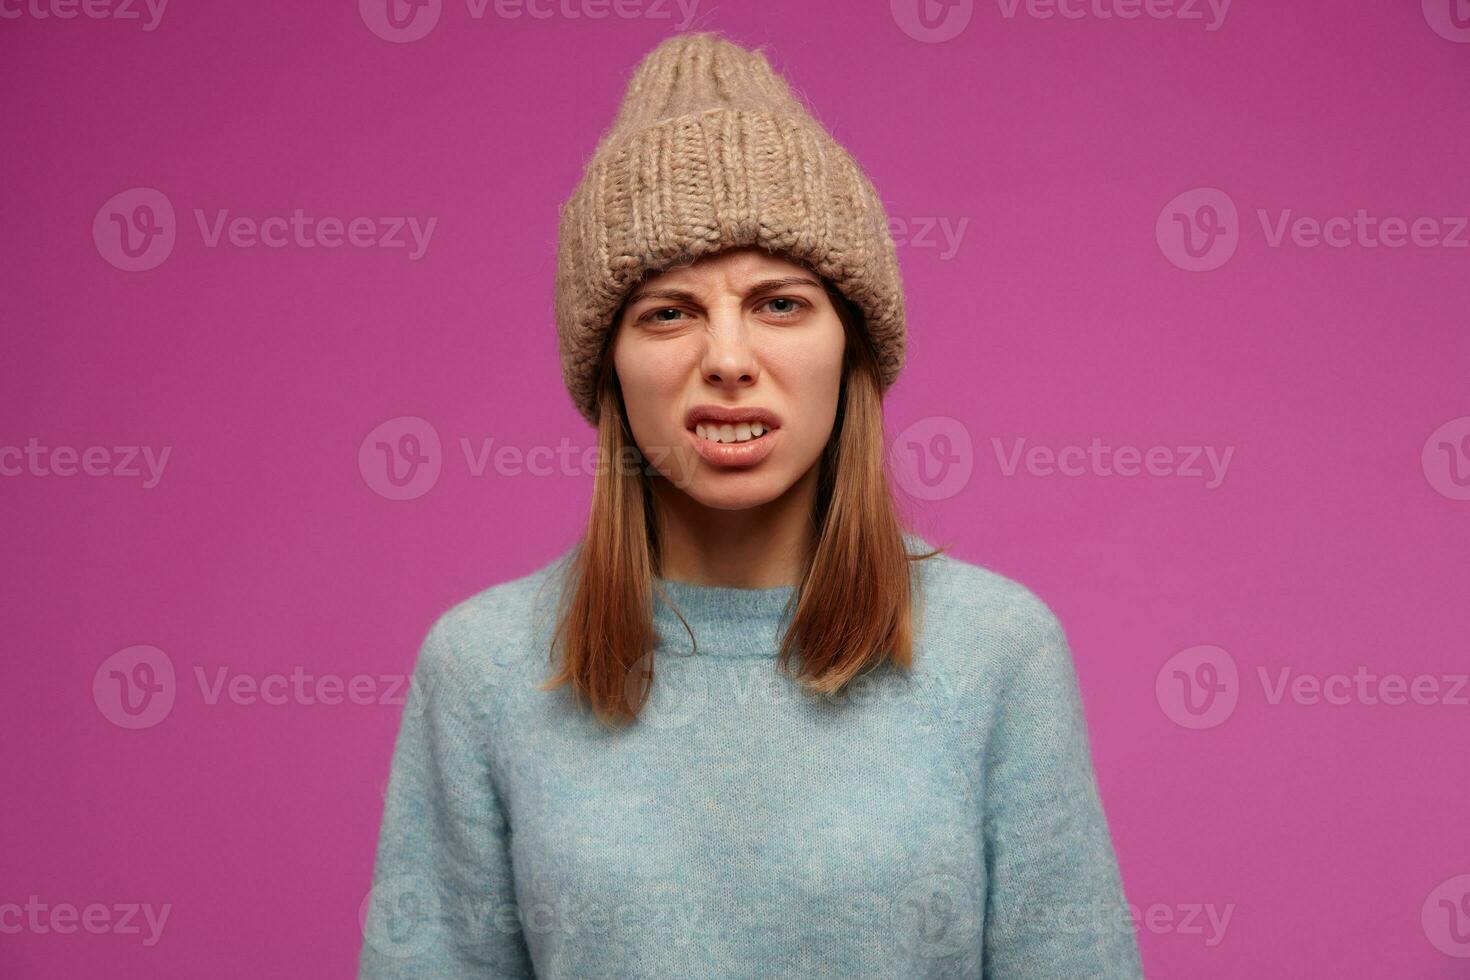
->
[980, 602, 1143, 978]
[357, 619, 535, 978]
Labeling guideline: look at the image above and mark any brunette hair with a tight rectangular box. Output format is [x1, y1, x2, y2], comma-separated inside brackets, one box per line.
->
[539, 268, 946, 727]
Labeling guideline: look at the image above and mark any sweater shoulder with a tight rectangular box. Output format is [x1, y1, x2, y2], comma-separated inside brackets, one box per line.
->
[417, 547, 572, 692]
[913, 545, 1071, 689]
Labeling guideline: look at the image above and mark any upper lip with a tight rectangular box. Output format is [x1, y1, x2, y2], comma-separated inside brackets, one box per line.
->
[685, 404, 782, 431]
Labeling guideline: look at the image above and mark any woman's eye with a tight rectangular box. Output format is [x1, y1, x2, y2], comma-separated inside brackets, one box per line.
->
[763, 297, 805, 316]
[639, 299, 805, 323]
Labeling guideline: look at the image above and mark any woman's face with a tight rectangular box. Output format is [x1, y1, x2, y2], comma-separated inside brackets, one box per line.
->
[610, 246, 846, 511]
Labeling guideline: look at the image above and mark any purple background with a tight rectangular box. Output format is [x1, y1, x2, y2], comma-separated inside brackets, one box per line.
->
[4, 0, 1469, 976]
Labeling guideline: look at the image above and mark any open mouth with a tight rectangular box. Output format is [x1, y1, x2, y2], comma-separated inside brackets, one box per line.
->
[690, 421, 776, 445]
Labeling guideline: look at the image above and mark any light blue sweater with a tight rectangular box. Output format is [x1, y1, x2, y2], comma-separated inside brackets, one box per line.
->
[357, 534, 1143, 978]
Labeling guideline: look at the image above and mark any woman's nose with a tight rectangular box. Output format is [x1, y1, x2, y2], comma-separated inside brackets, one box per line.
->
[700, 305, 759, 387]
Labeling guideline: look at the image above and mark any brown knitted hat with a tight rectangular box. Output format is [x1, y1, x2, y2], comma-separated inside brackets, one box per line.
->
[553, 31, 907, 426]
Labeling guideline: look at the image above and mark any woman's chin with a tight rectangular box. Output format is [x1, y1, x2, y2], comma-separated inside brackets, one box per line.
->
[680, 479, 790, 513]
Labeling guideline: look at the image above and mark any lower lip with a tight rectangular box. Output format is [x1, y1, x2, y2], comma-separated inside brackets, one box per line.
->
[687, 426, 780, 468]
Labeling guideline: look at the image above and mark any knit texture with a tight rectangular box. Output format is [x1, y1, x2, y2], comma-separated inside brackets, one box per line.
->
[357, 534, 1143, 978]
[554, 31, 907, 426]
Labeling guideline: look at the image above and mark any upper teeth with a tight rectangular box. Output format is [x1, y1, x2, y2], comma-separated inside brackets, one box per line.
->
[696, 421, 767, 443]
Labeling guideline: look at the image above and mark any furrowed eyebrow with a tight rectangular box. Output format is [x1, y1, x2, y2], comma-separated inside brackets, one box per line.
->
[745, 276, 823, 296]
[624, 276, 823, 308]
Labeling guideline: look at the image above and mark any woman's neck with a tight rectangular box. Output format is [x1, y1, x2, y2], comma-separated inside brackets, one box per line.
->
[650, 468, 817, 588]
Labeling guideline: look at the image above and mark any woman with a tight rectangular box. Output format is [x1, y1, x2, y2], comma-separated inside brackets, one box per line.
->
[358, 31, 1143, 979]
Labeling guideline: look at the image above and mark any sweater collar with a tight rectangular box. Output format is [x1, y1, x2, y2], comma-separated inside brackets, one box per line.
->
[648, 532, 932, 659]
[652, 575, 799, 659]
